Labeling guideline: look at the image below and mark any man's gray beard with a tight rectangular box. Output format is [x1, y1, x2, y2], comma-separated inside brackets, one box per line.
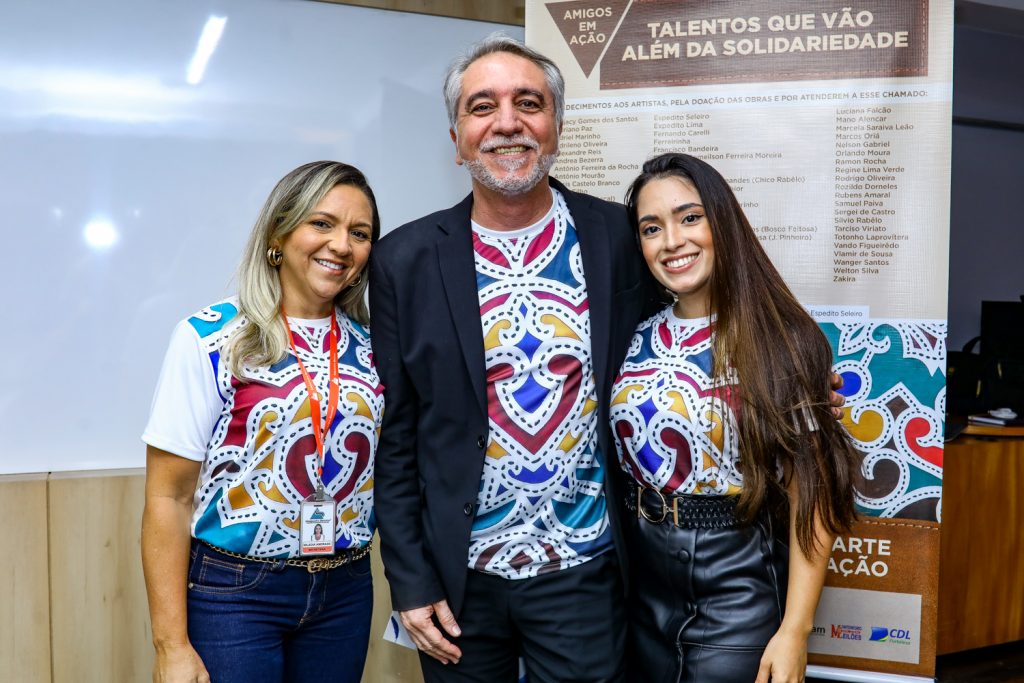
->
[464, 152, 559, 196]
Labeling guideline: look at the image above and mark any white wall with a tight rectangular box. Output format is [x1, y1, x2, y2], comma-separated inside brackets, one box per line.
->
[0, 0, 522, 474]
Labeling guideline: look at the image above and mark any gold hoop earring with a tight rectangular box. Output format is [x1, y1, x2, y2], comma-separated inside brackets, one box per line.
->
[347, 273, 363, 288]
[266, 247, 283, 267]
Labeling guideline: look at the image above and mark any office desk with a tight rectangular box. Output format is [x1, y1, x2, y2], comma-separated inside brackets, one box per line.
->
[938, 430, 1024, 653]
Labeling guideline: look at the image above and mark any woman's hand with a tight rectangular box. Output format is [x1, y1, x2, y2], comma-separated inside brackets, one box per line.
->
[153, 641, 210, 683]
[754, 626, 808, 683]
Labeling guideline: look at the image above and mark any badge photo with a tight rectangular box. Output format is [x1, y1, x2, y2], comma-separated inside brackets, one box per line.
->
[300, 498, 336, 556]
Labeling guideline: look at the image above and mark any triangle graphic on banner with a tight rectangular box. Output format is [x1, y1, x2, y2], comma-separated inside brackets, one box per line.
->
[545, 0, 629, 77]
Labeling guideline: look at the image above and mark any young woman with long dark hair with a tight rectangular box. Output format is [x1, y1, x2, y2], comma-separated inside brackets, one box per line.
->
[611, 152, 858, 683]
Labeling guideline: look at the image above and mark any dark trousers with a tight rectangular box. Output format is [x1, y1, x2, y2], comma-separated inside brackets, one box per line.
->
[419, 553, 626, 683]
[625, 504, 788, 683]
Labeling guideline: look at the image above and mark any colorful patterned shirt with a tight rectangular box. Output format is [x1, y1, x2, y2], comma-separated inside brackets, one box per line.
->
[611, 307, 744, 495]
[469, 188, 612, 578]
[143, 298, 383, 557]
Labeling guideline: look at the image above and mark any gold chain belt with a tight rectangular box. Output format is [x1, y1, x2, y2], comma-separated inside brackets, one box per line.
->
[201, 540, 371, 573]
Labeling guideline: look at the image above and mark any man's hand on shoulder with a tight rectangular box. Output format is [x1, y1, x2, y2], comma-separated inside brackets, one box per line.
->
[400, 600, 463, 665]
[829, 372, 846, 420]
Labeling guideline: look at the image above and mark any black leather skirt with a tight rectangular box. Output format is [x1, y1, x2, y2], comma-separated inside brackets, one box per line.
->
[624, 485, 788, 683]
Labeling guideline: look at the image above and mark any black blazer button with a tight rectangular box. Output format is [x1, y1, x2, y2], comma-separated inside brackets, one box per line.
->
[463, 503, 474, 516]
[476, 435, 486, 449]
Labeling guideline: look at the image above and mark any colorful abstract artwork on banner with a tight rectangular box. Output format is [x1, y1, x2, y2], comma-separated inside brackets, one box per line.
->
[826, 320, 946, 521]
[527, 0, 952, 678]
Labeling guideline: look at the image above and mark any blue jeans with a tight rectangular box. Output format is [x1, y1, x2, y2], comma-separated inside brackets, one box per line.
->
[186, 541, 373, 683]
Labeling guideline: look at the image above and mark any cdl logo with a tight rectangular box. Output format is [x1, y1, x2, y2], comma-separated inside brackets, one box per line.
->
[870, 627, 912, 642]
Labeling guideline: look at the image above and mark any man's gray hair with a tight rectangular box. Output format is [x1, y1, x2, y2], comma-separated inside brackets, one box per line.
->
[443, 33, 566, 132]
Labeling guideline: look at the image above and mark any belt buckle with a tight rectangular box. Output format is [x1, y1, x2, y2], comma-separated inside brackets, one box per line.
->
[305, 547, 367, 573]
[638, 486, 669, 524]
[306, 556, 342, 573]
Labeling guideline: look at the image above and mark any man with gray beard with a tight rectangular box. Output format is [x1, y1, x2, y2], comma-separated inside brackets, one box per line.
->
[369, 34, 647, 683]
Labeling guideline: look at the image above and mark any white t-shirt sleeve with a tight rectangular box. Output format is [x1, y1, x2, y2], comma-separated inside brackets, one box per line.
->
[142, 320, 225, 461]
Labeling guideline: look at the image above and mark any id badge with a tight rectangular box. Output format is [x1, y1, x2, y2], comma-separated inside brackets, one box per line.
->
[300, 495, 336, 556]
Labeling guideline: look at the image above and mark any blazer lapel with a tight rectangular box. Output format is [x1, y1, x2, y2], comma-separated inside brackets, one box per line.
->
[436, 192, 488, 418]
[558, 181, 613, 410]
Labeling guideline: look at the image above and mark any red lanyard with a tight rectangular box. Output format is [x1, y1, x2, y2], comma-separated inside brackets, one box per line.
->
[282, 309, 340, 486]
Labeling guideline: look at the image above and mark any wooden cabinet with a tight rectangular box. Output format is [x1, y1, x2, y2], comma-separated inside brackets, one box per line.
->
[938, 432, 1024, 654]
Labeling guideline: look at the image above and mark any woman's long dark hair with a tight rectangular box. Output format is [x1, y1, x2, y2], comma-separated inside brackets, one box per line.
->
[624, 153, 858, 557]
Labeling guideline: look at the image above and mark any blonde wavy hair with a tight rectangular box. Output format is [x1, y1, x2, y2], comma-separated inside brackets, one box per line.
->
[226, 161, 380, 379]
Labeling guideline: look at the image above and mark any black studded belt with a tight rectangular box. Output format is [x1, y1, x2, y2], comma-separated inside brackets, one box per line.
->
[625, 481, 740, 529]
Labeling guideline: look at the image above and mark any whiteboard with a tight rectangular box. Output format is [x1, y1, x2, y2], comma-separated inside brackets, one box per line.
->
[0, 0, 523, 474]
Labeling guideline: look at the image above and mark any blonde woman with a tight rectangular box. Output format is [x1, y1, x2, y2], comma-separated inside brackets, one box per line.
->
[141, 161, 383, 683]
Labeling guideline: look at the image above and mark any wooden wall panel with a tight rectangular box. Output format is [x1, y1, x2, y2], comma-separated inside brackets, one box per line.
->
[48, 471, 153, 683]
[317, 0, 525, 26]
[0, 475, 51, 683]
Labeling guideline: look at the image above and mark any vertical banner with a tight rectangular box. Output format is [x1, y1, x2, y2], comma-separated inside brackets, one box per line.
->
[527, 1, 951, 679]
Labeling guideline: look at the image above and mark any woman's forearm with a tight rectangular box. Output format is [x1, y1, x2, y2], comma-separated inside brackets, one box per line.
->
[142, 495, 194, 648]
[141, 447, 202, 650]
[780, 479, 833, 635]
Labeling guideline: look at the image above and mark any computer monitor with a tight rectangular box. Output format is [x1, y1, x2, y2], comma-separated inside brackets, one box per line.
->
[980, 299, 1024, 412]
[980, 300, 1024, 360]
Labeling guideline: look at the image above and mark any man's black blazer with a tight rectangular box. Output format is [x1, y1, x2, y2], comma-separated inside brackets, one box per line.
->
[368, 177, 649, 617]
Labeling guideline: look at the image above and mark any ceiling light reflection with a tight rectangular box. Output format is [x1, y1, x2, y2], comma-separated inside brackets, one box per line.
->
[0, 64, 198, 123]
[84, 219, 119, 249]
[187, 16, 228, 85]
